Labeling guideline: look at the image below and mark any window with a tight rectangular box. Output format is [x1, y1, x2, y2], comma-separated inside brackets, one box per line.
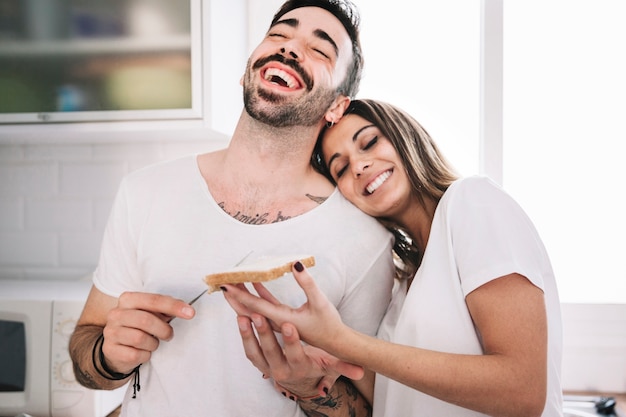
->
[358, 0, 481, 177]
[502, 1, 626, 303]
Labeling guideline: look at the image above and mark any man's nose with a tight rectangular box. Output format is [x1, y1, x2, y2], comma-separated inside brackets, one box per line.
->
[280, 44, 300, 61]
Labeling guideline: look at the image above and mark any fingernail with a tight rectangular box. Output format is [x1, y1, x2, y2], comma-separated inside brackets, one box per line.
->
[181, 306, 194, 318]
[294, 261, 304, 272]
[289, 395, 296, 401]
[252, 315, 262, 327]
[220, 286, 227, 292]
[281, 392, 287, 397]
[282, 324, 293, 337]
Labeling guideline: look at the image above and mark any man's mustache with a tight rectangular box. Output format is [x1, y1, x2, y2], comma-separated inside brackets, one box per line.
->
[252, 54, 313, 91]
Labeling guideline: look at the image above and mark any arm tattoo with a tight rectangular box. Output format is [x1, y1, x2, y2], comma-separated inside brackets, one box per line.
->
[69, 324, 127, 391]
[345, 380, 359, 400]
[73, 360, 100, 390]
[299, 377, 372, 417]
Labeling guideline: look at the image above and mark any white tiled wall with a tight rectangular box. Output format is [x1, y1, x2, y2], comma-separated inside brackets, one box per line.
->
[0, 137, 228, 281]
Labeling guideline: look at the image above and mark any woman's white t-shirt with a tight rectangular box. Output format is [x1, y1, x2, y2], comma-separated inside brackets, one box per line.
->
[374, 176, 563, 417]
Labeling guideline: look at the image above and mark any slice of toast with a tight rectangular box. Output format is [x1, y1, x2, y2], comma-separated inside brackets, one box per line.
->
[204, 255, 315, 293]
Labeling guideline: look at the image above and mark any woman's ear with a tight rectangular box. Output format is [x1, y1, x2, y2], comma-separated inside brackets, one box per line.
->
[325, 95, 351, 125]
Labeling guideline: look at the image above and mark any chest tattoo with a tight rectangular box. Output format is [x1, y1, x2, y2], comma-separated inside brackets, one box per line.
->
[306, 193, 328, 205]
[218, 202, 292, 224]
[217, 195, 327, 225]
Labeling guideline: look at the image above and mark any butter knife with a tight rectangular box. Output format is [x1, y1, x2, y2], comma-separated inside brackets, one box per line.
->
[168, 250, 253, 322]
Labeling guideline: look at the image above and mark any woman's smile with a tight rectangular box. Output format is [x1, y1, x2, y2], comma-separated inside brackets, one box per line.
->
[365, 169, 392, 194]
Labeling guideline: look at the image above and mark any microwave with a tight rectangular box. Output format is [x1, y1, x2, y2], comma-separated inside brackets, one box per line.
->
[0, 280, 125, 417]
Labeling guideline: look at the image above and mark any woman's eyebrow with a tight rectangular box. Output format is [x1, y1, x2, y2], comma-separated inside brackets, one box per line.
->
[328, 152, 341, 170]
[353, 125, 376, 141]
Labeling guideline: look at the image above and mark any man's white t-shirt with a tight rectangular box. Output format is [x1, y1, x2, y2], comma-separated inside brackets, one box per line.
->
[374, 176, 563, 417]
[93, 155, 395, 417]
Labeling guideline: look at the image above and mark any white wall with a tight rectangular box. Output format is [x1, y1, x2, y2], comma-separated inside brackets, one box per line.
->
[0, 138, 228, 281]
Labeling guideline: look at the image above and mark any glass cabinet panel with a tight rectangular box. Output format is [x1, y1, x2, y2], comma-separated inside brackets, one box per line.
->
[0, 0, 200, 123]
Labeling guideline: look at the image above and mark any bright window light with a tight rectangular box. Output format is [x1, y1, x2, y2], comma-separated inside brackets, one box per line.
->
[503, 1, 626, 303]
[358, 0, 481, 177]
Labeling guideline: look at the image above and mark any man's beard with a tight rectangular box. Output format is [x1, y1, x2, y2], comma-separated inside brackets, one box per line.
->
[242, 57, 338, 128]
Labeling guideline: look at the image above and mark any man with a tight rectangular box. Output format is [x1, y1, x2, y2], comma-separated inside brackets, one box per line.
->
[69, 1, 395, 416]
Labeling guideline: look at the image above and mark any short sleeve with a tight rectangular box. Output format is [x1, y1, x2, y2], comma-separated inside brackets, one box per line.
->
[448, 177, 547, 296]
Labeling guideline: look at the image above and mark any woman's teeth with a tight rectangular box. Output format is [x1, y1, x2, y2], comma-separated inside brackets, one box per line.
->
[366, 170, 391, 194]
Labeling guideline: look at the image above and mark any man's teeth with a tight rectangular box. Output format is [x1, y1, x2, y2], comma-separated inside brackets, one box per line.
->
[366, 170, 391, 194]
[264, 68, 296, 88]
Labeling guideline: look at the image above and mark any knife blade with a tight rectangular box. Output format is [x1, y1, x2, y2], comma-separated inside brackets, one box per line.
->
[168, 250, 253, 323]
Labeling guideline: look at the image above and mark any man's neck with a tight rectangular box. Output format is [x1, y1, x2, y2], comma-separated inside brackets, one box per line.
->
[197, 112, 333, 223]
[230, 111, 322, 161]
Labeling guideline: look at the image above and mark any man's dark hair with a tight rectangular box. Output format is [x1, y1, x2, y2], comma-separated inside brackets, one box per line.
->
[271, 0, 363, 98]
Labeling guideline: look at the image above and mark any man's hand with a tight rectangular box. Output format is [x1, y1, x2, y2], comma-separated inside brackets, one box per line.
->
[70, 287, 196, 390]
[101, 291, 196, 374]
[235, 309, 363, 400]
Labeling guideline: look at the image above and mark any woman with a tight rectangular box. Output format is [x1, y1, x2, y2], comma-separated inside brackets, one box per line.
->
[223, 99, 563, 417]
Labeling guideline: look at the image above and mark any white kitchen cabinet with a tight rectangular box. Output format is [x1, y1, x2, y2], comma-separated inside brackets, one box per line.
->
[0, 0, 247, 142]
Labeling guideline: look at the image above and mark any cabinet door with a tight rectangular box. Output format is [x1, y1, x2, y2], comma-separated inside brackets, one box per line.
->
[0, 0, 202, 123]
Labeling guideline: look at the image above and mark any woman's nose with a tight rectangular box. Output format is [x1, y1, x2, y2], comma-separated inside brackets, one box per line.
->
[355, 160, 371, 177]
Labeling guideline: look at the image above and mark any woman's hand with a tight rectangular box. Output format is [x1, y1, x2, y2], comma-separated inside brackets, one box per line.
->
[222, 261, 362, 398]
[222, 261, 346, 351]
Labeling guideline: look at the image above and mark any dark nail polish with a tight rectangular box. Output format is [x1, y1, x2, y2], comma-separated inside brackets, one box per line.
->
[294, 261, 304, 272]
[220, 286, 227, 292]
[282, 392, 287, 397]
[323, 387, 329, 394]
[289, 395, 296, 401]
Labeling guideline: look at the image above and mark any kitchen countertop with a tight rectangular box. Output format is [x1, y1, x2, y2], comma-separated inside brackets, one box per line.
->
[564, 391, 626, 416]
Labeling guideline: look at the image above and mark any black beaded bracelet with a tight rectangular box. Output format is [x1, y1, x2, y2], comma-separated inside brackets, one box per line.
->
[92, 333, 141, 397]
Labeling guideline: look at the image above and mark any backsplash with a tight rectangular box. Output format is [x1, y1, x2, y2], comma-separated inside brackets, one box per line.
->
[0, 137, 228, 281]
